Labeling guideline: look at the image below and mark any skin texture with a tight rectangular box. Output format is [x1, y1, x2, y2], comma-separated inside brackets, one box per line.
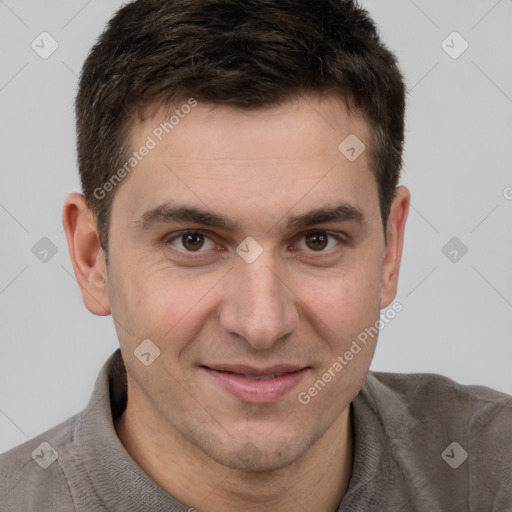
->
[63, 94, 410, 512]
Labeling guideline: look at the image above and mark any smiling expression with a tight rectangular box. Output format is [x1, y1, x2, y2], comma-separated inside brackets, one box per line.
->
[101, 94, 402, 472]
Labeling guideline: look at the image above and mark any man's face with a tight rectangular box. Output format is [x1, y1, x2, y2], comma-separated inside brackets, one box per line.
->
[104, 95, 397, 471]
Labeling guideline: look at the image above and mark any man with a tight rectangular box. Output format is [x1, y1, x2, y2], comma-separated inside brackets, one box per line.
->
[1, 0, 510, 510]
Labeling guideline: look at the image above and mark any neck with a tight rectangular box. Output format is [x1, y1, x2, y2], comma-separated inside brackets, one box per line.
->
[115, 382, 353, 512]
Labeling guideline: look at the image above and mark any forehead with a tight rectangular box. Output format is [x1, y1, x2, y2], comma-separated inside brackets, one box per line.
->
[113, 95, 378, 229]
[132, 94, 371, 161]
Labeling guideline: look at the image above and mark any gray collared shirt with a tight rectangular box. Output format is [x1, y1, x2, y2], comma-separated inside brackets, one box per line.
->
[1, 349, 511, 511]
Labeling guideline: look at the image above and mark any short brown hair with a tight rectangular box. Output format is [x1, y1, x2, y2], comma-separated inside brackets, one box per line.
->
[75, 0, 406, 256]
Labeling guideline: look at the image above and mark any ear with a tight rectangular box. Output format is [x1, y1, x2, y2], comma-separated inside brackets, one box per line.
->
[380, 186, 410, 309]
[62, 193, 111, 316]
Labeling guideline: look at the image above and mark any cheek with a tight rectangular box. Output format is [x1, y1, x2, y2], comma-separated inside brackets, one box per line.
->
[108, 256, 225, 351]
[300, 259, 382, 337]
[298, 267, 381, 414]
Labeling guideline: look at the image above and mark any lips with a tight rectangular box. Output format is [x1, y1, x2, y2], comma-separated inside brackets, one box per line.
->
[235, 372, 287, 380]
[201, 364, 309, 403]
[204, 364, 306, 376]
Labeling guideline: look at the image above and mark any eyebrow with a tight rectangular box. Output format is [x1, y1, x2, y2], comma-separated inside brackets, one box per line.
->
[133, 204, 238, 232]
[288, 204, 364, 230]
[133, 202, 365, 233]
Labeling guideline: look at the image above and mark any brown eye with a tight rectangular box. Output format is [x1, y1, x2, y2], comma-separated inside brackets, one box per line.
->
[295, 231, 342, 253]
[182, 233, 205, 251]
[168, 231, 215, 253]
[304, 232, 329, 251]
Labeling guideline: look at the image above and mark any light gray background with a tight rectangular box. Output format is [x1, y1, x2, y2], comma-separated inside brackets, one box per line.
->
[1, 0, 511, 454]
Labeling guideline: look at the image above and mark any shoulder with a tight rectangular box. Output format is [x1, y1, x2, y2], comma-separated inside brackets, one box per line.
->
[365, 370, 512, 420]
[357, 371, 512, 504]
[352, 372, 512, 508]
[0, 413, 80, 511]
[361, 370, 512, 437]
[354, 372, 512, 456]
[1, 350, 122, 512]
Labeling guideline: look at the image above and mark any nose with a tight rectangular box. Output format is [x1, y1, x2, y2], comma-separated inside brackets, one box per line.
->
[219, 254, 300, 350]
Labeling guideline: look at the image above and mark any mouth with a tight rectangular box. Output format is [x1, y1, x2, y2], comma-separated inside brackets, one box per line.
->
[200, 364, 310, 404]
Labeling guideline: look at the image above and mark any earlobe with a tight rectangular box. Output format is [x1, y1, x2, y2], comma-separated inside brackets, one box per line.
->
[379, 186, 410, 309]
[62, 193, 111, 316]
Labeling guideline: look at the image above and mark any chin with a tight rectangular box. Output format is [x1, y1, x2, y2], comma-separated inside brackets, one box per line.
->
[199, 429, 319, 473]
[221, 449, 300, 473]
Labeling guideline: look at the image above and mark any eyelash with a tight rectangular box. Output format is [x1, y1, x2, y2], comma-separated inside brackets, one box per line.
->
[164, 229, 346, 257]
